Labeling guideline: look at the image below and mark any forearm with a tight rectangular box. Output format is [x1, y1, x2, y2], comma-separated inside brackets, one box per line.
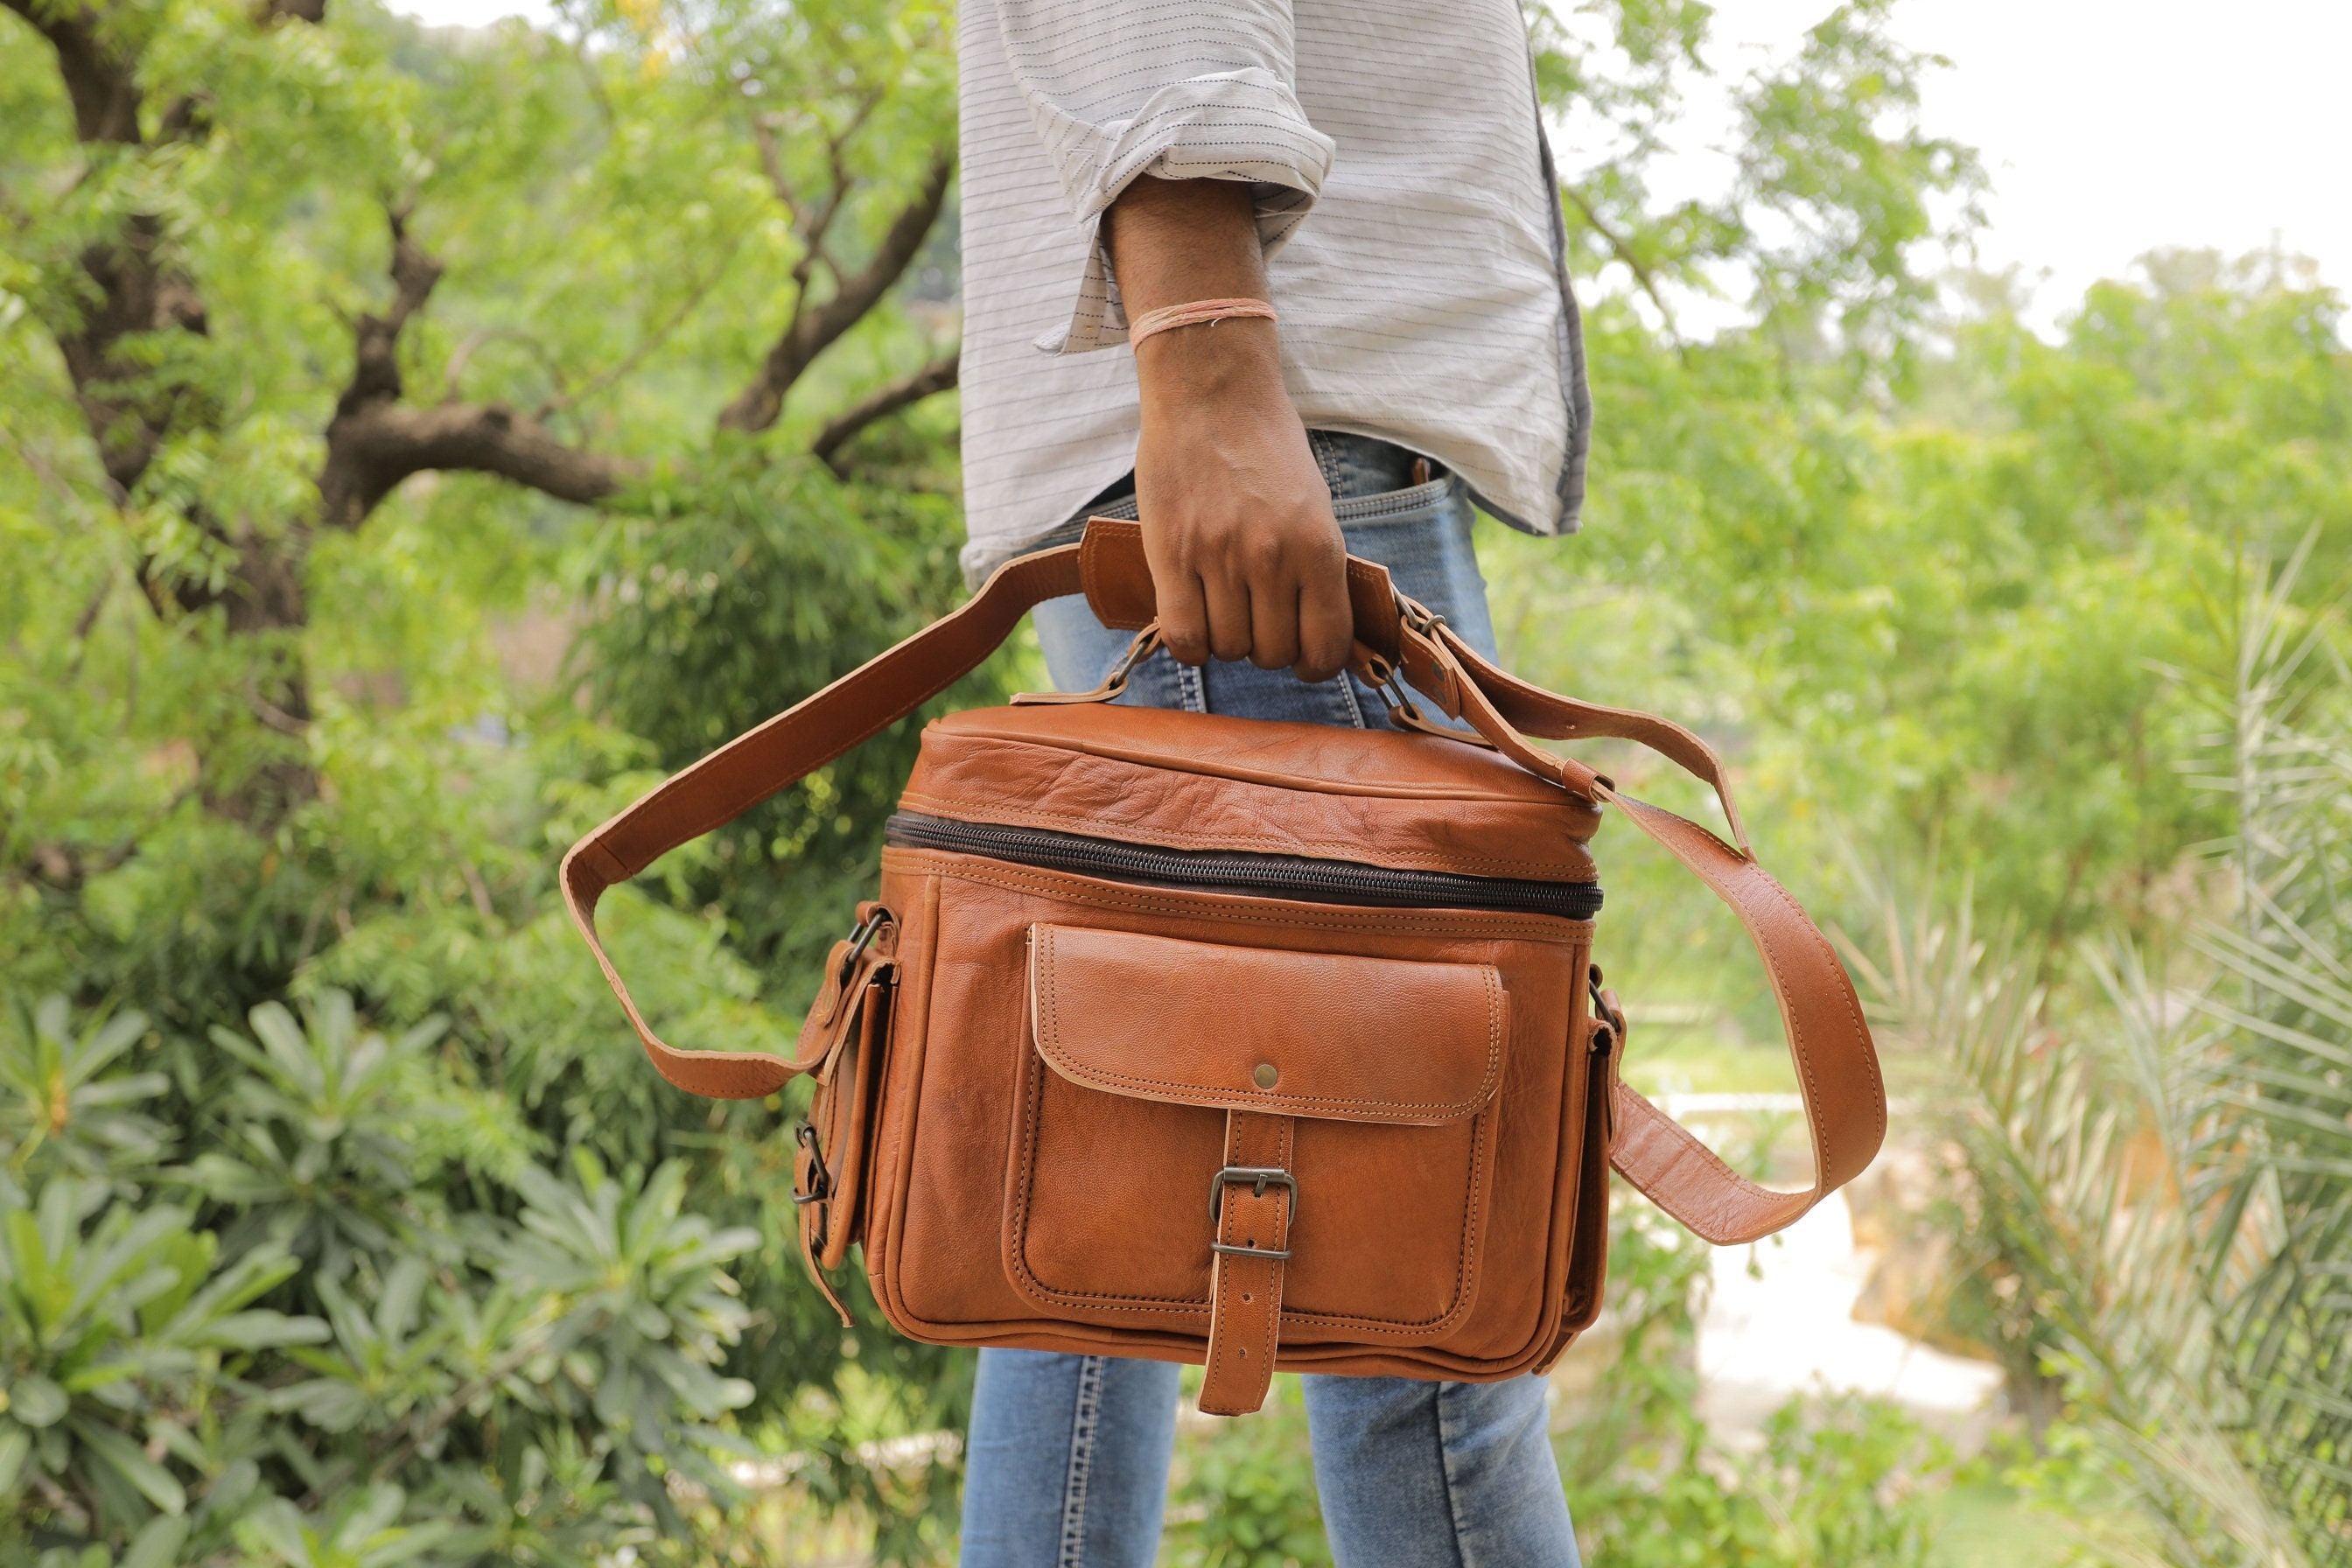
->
[1100, 175, 1348, 678]
[1105, 176, 1287, 428]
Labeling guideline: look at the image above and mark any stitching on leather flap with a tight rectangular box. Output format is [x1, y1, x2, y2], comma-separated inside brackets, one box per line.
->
[1028, 924, 1505, 1124]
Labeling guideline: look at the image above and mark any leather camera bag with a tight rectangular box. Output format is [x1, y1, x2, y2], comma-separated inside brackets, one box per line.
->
[562, 519, 1884, 1417]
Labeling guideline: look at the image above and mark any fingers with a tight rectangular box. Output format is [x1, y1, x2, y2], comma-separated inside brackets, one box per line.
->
[1204, 566, 1260, 668]
[1153, 558, 1212, 666]
[1132, 410, 1353, 676]
[1246, 573, 1303, 673]
[1293, 550, 1353, 683]
[1148, 520, 1352, 676]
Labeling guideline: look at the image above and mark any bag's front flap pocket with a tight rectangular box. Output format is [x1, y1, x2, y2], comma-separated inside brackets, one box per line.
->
[1028, 924, 1504, 1124]
[1010, 923, 1508, 1335]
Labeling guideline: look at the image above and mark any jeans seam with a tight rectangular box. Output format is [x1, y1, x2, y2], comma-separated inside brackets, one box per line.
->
[1332, 475, 1456, 524]
[1434, 1382, 1473, 1568]
[1056, 1354, 1108, 1568]
[1310, 430, 1347, 493]
[1335, 671, 1369, 730]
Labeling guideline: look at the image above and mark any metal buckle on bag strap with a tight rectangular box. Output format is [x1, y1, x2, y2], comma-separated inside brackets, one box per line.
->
[835, 908, 889, 990]
[1394, 590, 1444, 639]
[1363, 610, 1494, 746]
[1587, 966, 1625, 1058]
[1356, 648, 1430, 728]
[791, 1122, 832, 1207]
[1208, 1166, 1298, 1260]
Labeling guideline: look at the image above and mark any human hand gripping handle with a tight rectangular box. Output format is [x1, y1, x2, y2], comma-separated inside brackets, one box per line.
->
[1103, 175, 1353, 682]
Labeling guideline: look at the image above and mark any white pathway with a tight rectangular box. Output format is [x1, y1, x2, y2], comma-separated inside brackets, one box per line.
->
[1695, 1187, 2006, 1452]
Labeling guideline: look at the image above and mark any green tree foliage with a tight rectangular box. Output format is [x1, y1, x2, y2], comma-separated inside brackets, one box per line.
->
[4, 0, 974, 1558]
[1499, 10, 2351, 1005]
[1165, 1376, 1329, 1568]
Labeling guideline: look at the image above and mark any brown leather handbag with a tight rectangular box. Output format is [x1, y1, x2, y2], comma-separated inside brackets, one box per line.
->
[563, 519, 1883, 1417]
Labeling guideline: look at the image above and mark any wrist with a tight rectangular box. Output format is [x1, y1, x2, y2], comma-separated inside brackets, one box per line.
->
[1133, 316, 1289, 417]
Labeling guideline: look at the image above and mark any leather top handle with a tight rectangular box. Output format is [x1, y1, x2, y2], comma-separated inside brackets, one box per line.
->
[561, 518, 1884, 1247]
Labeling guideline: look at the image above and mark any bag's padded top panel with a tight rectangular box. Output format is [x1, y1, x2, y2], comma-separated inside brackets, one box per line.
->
[1030, 924, 1504, 1124]
[906, 705, 1600, 883]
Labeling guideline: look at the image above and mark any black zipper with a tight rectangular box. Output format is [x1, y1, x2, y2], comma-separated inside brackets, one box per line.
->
[885, 812, 1601, 920]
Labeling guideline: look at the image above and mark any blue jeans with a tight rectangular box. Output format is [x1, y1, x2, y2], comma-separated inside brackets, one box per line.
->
[961, 434, 1580, 1567]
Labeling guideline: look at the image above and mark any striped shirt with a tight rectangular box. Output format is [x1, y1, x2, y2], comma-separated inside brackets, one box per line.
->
[956, 0, 1591, 585]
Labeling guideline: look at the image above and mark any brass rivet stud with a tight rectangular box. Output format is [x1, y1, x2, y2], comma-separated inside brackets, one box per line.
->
[1253, 1062, 1278, 1089]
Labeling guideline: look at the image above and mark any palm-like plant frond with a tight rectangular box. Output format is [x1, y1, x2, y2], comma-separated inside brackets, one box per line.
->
[2182, 537, 2352, 1556]
[1846, 888, 2301, 1566]
[1849, 541, 2350, 1565]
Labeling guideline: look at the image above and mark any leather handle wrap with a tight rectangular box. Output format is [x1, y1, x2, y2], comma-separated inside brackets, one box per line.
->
[561, 522, 1884, 1243]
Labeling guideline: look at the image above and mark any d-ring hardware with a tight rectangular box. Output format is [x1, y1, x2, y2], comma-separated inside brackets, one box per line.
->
[1587, 967, 1625, 1058]
[791, 1122, 833, 1206]
[835, 908, 888, 990]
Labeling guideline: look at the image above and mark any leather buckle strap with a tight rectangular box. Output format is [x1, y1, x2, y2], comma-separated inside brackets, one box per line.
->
[1199, 1113, 1294, 1416]
[790, 1123, 831, 1207]
[1415, 618, 1885, 1244]
[793, 1124, 854, 1326]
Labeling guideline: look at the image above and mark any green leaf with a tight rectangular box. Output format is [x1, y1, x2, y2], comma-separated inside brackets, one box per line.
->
[0, 1426, 29, 1493]
[122, 1514, 191, 1568]
[71, 1417, 187, 1514]
[193, 1308, 330, 1351]
[10, 1374, 67, 1427]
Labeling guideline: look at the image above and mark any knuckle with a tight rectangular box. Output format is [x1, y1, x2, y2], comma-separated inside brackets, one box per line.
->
[1241, 531, 1289, 573]
[1159, 610, 1208, 662]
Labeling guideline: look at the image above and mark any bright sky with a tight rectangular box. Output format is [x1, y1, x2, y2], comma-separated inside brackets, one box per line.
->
[393, 0, 2352, 326]
[1716, 0, 2352, 325]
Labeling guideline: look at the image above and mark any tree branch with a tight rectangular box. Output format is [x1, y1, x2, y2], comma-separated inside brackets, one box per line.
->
[320, 400, 631, 526]
[336, 206, 444, 416]
[4, 0, 142, 144]
[811, 351, 958, 477]
[1559, 180, 1687, 353]
[749, 111, 797, 212]
[319, 208, 631, 528]
[8, 4, 210, 495]
[785, 92, 885, 288]
[717, 149, 952, 435]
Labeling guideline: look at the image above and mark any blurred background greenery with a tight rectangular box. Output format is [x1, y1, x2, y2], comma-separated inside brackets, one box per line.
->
[0, 1, 2344, 1564]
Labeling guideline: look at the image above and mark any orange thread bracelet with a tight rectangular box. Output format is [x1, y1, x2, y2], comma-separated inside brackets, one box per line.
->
[1126, 297, 1278, 349]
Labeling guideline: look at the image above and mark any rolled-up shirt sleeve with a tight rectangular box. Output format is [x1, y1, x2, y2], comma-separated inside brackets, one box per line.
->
[997, 0, 1336, 353]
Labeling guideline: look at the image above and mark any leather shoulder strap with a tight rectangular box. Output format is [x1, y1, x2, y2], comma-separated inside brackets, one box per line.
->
[558, 543, 1087, 1100]
[1420, 620, 1884, 1245]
